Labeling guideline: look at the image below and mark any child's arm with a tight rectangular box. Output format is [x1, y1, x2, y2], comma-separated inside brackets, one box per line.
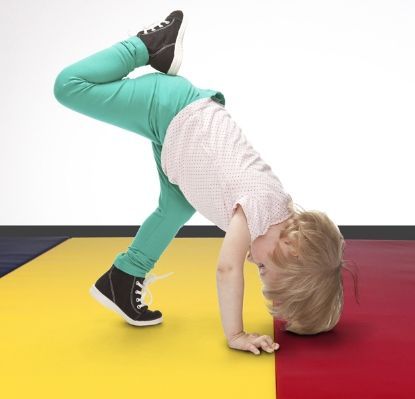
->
[216, 205, 280, 355]
[216, 204, 251, 341]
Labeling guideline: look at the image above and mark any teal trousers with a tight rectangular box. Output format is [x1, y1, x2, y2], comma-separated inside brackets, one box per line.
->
[54, 35, 225, 277]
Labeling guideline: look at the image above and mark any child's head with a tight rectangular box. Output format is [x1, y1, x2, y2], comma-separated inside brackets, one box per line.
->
[260, 203, 358, 335]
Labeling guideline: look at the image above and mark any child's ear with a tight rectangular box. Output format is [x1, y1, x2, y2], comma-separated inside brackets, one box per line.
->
[281, 239, 299, 258]
[288, 243, 299, 258]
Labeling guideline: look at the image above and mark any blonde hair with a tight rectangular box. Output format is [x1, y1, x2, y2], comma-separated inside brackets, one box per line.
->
[262, 202, 359, 335]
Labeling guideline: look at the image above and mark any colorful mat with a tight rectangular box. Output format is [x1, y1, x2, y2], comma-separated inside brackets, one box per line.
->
[0, 236, 69, 278]
[0, 237, 276, 398]
[275, 240, 415, 399]
[2, 237, 414, 398]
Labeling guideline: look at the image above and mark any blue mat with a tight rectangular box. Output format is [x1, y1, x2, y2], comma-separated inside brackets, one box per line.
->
[0, 237, 69, 278]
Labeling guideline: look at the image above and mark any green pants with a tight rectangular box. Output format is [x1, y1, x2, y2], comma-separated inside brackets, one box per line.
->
[54, 35, 225, 277]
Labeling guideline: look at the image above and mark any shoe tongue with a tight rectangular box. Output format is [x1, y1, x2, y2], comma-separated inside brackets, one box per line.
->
[135, 277, 148, 310]
[168, 10, 182, 20]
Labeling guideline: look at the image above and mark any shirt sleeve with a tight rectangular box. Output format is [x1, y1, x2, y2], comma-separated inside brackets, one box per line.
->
[231, 191, 294, 243]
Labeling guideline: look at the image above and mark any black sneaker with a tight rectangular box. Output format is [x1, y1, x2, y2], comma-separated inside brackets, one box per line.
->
[89, 264, 173, 326]
[137, 10, 187, 75]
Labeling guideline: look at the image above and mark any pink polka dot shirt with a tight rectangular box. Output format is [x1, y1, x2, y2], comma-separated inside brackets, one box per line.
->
[161, 97, 294, 243]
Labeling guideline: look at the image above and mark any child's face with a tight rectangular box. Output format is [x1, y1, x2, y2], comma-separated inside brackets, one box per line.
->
[247, 239, 289, 284]
[247, 239, 277, 283]
[246, 218, 295, 284]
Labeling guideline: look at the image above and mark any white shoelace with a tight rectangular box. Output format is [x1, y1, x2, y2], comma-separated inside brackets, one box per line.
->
[135, 271, 174, 308]
[141, 19, 170, 34]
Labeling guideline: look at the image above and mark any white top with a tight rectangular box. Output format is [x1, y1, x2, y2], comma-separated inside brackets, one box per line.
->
[161, 97, 294, 243]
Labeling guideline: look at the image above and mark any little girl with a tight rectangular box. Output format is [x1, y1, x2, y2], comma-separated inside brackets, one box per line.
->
[54, 10, 348, 355]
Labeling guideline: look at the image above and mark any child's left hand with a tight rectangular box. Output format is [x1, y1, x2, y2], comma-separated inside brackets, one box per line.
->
[227, 332, 280, 355]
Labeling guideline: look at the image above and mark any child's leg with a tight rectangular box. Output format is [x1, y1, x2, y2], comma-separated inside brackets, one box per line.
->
[113, 142, 196, 277]
[54, 35, 223, 278]
[54, 35, 224, 144]
[54, 36, 163, 144]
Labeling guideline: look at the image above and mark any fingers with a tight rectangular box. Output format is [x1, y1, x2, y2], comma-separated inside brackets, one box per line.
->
[258, 340, 274, 353]
[243, 333, 280, 355]
[258, 335, 273, 346]
[268, 339, 280, 351]
[248, 344, 260, 355]
[254, 335, 279, 353]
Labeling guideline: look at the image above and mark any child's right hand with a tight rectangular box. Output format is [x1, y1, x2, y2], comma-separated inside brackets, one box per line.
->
[227, 332, 280, 355]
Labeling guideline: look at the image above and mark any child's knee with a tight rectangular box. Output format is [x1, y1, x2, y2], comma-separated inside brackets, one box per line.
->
[53, 67, 89, 107]
[53, 69, 68, 103]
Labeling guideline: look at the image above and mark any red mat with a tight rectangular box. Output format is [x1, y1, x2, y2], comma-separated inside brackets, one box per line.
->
[274, 240, 415, 399]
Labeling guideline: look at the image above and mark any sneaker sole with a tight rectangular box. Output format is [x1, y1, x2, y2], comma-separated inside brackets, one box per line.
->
[167, 12, 188, 75]
[89, 284, 163, 326]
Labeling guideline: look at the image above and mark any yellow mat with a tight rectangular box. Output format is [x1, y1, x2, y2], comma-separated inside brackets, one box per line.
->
[0, 237, 277, 398]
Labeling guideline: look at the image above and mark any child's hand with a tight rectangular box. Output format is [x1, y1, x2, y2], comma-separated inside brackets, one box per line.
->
[227, 332, 280, 355]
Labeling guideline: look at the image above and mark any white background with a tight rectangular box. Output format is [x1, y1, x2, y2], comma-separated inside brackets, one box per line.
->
[1, 0, 414, 227]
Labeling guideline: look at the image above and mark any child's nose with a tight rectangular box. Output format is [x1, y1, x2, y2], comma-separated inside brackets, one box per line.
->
[247, 250, 253, 262]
